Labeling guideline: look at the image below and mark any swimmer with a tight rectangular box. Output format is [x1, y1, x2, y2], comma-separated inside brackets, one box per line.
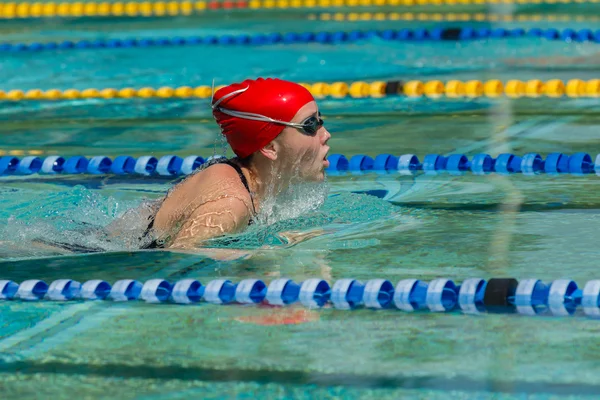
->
[141, 78, 331, 250]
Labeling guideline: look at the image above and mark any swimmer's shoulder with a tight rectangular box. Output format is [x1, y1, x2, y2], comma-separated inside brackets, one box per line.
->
[190, 162, 251, 196]
[153, 162, 252, 230]
[159, 163, 254, 247]
[172, 162, 249, 195]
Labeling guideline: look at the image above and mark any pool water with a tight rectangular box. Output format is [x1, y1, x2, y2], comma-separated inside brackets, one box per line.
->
[2, 4, 600, 398]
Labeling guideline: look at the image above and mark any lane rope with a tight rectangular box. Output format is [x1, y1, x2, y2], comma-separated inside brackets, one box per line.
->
[1, 0, 597, 19]
[1, 152, 599, 177]
[3, 27, 600, 53]
[2, 78, 600, 101]
[1, 276, 599, 318]
[311, 11, 600, 22]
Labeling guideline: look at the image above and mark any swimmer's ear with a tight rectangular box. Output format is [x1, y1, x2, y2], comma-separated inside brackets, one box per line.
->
[258, 140, 278, 161]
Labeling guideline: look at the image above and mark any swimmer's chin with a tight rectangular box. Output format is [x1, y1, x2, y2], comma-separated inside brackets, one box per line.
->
[314, 171, 326, 182]
[307, 172, 326, 182]
[314, 165, 328, 181]
[297, 169, 326, 182]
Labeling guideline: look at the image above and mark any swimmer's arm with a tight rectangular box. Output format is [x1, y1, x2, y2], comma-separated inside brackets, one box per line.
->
[166, 247, 254, 261]
[278, 229, 329, 245]
[167, 197, 251, 249]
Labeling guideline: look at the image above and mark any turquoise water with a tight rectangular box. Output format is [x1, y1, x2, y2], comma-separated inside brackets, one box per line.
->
[3, 6, 600, 398]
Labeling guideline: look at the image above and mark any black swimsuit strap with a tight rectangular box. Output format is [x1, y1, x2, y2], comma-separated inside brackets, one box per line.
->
[221, 159, 257, 216]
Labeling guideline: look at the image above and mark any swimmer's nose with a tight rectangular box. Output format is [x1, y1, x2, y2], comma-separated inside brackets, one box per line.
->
[321, 128, 331, 145]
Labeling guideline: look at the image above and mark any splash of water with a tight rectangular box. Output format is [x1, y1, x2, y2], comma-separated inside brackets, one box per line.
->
[0, 186, 153, 259]
[206, 181, 401, 250]
[0, 179, 404, 259]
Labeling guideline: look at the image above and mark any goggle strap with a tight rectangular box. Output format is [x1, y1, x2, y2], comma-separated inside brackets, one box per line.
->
[211, 86, 250, 109]
[214, 106, 307, 130]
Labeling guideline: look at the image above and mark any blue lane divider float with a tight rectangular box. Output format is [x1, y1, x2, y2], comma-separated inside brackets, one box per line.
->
[2, 27, 600, 53]
[3, 276, 600, 319]
[1, 155, 206, 177]
[325, 152, 600, 176]
[2, 152, 600, 177]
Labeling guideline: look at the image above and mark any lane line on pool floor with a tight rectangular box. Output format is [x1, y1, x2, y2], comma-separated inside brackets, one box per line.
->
[0, 359, 599, 395]
[0, 302, 98, 353]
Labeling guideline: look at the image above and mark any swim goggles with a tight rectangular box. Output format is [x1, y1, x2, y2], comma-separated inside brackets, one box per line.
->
[211, 86, 324, 136]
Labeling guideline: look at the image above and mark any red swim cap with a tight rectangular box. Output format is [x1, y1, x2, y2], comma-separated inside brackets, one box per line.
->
[212, 78, 315, 158]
